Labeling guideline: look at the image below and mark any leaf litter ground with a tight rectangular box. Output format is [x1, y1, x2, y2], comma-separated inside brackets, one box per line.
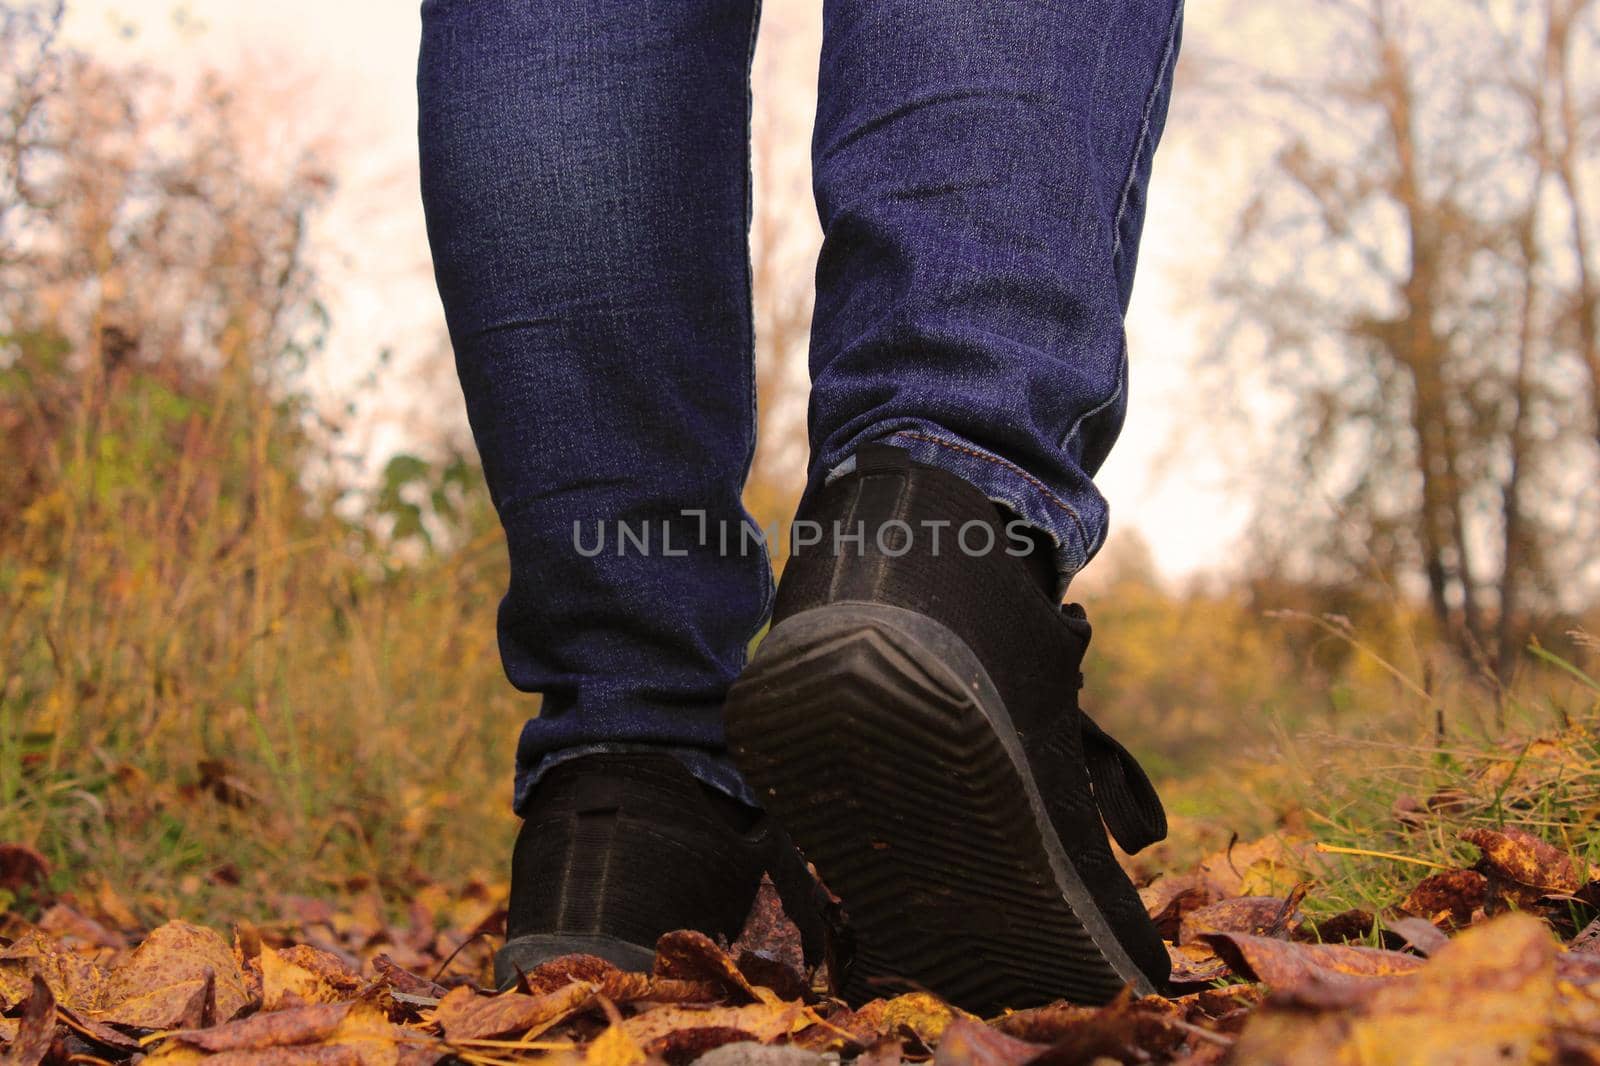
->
[7, 743, 1600, 1064]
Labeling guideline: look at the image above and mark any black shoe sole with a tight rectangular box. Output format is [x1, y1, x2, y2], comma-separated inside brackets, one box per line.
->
[725, 603, 1156, 1013]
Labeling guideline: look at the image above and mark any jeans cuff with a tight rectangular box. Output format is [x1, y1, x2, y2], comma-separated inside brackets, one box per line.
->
[513, 743, 761, 814]
[827, 428, 1098, 589]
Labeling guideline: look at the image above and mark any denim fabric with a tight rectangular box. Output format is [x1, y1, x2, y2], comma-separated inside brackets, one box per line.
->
[417, 0, 1183, 812]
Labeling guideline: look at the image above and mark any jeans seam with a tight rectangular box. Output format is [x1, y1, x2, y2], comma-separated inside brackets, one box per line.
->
[1061, 0, 1181, 468]
[737, 0, 771, 659]
[1110, 0, 1184, 266]
[888, 429, 1091, 550]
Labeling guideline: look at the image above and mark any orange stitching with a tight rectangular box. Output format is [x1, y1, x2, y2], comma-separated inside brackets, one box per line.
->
[888, 431, 1091, 550]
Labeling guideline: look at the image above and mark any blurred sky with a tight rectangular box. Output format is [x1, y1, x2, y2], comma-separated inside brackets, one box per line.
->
[60, 0, 1254, 583]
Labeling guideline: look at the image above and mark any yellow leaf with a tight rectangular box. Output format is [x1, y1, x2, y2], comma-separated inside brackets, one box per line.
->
[585, 1023, 648, 1066]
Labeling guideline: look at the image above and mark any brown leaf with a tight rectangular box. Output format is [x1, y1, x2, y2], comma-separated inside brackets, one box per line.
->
[54, 1002, 141, 1055]
[654, 931, 759, 1003]
[1228, 912, 1559, 1063]
[642, 1026, 760, 1063]
[515, 952, 620, 995]
[371, 955, 448, 1000]
[1398, 869, 1487, 928]
[853, 1036, 904, 1066]
[160, 1001, 353, 1052]
[1139, 874, 1214, 941]
[0, 845, 49, 895]
[848, 992, 977, 1047]
[621, 1001, 803, 1046]
[1385, 916, 1450, 957]
[584, 1023, 649, 1066]
[147, 999, 429, 1064]
[735, 951, 808, 1002]
[732, 876, 806, 979]
[1195, 834, 1317, 899]
[1309, 909, 1375, 944]
[172, 967, 218, 1030]
[37, 903, 126, 951]
[5, 974, 58, 1066]
[0, 927, 106, 1011]
[928, 1017, 1046, 1066]
[262, 944, 360, 1009]
[1165, 942, 1231, 986]
[989, 1002, 1097, 1044]
[1462, 827, 1587, 894]
[1178, 893, 1304, 946]
[1201, 931, 1423, 1006]
[97, 920, 251, 1027]
[431, 982, 595, 1041]
[1025, 994, 1191, 1064]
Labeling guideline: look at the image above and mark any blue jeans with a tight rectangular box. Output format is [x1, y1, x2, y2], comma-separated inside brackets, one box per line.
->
[417, 0, 1184, 812]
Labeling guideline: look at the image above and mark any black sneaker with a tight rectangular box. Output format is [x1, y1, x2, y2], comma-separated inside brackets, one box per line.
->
[724, 444, 1169, 1012]
[493, 752, 824, 988]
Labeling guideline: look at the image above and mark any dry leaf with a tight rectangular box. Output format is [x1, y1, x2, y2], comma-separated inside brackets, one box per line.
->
[431, 982, 595, 1041]
[1229, 912, 1559, 1063]
[0, 926, 106, 1011]
[929, 1016, 1046, 1066]
[583, 1023, 649, 1066]
[97, 920, 250, 1027]
[5, 974, 57, 1066]
[850, 992, 977, 1046]
[1398, 869, 1487, 928]
[0, 844, 49, 894]
[654, 930, 760, 1003]
[1202, 930, 1424, 1006]
[1462, 827, 1587, 894]
[1178, 893, 1303, 946]
[262, 944, 360, 1009]
[622, 1001, 803, 1045]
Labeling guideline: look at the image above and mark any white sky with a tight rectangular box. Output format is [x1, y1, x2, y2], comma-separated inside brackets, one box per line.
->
[61, 0, 1253, 583]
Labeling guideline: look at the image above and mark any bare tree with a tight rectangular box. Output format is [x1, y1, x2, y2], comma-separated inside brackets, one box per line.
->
[1212, 0, 1599, 678]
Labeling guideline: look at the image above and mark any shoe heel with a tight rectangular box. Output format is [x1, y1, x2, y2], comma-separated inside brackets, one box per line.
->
[726, 603, 1152, 1011]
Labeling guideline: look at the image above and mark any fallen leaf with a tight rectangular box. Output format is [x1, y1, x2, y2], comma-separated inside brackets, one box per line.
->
[431, 982, 595, 1041]
[642, 1025, 761, 1063]
[0, 927, 105, 1011]
[371, 954, 447, 999]
[1179, 892, 1304, 946]
[1462, 827, 1587, 894]
[5, 974, 57, 1066]
[1229, 912, 1559, 1063]
[0, 844, 49, 894]
[584, 1023, 648, 1066]
[1139, 874, 1214, 940]
[622, 1001, 803, 1046]
[262, 944, 360, 1009]
[1202, 931, 1424, 1006]
[849, 992, 977, 1047]
[1310, 909, 1375, 944]
[1385, 917, 1449, 957]
[654, 930, 759, 1003]
[732, 876, 806, 979]
[1024, 994, 1191, 1064]
[37, 903, 126, 950]
[97, 920, 250, 1027]
[1166, 941, 1231, 985]
[154, 1001, 354, 1053]
[1398, 869, 1487, 928]
[929, 1016, 1046, 1066]
[1196, 834, 1317, 899]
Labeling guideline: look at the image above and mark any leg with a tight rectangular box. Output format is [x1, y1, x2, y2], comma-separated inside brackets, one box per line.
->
[806, 0, 1185, 584]
[420, 0, 834, 981]
[418, 0, 768, 809]
[727, 0, 1184, 1010]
